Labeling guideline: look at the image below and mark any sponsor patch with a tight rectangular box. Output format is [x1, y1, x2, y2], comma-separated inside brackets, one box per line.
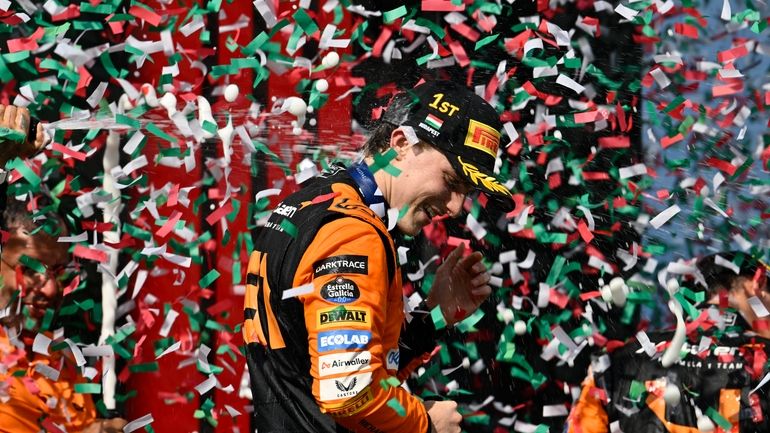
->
[318, 306, 371, 328]
[385, 348, 400, 371]
[320, 277, 361, 304]
[325, 387, 374, 417]
[318, 330, 371, 352]
[313, 255, 368, 278]
[273, 203, 298, 218]
[424, 113, 443, 130]
[418, 121, 440, 138]
[464, 119, 501, 157]
[320, 372, 372, 401]
[319, 351, 372, 377]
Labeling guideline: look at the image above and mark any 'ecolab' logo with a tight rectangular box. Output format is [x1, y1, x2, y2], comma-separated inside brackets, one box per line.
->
[318, 330, 371, 352]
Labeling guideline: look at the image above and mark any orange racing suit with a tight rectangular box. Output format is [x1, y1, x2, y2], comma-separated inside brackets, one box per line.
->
[0, 328, 96, 432]
[244, 163, 440, 433]
[567, 308, 770, 433]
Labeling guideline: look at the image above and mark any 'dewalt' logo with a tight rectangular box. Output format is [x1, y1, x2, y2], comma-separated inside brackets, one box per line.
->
[320, 277, 360, 303]
[463, 119, 501, 158]
[318, 306, 370, 328]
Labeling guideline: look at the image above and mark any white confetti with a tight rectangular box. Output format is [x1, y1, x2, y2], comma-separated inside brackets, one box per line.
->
[650, 68, 671, 89]
[748, 296, 770, 318]
[721, 0, 731, 21]
[195, 374, 218, 395]
[282, 283, 314, 299]
[33, 333, 51, 356]
[123, 414, 154, 433]
[614, 3, 639, 20]
[155, 341, 182, 361]
[714, 255, 740, 276]
[556, 74, 585, 94]
[619, 163, 648, 179]
[159, 309, 179, 337]
[649, 204, 681, 229]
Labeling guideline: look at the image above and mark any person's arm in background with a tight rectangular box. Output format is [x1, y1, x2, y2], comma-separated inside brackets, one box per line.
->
[0, 104, 49, 166]
[566, 368, 609, 433]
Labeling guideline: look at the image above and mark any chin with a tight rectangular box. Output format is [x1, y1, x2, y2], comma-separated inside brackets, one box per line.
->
[395, 221, 423, 237]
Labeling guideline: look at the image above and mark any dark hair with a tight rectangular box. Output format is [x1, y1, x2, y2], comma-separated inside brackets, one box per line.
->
[361, 122, 398, 156]
[1, 197, 65, 237]
[361, 90, 421, 156]
[697, 251, 768, 295]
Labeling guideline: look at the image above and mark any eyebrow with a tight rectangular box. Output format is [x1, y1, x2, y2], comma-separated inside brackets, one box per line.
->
[445, 172, 472, 191]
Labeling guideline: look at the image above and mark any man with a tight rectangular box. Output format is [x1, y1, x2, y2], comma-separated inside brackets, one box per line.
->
[567, 251, 770, 433]
[0, 158, 125, 431]
[244, 80, 515, 433]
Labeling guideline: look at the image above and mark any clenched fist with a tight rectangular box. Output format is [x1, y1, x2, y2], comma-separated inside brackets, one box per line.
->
[0, 104, 49, 166]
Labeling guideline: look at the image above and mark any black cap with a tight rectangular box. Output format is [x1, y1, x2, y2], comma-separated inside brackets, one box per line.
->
[696, 251, 769, 290]
[382, 81, 515, 212]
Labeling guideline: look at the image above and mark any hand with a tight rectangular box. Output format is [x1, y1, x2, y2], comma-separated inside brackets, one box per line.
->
[427, 243, 492, 326]
[424, 400, 462, 433]
[0, 104, 48, 166]
[81, 418, 128, 433]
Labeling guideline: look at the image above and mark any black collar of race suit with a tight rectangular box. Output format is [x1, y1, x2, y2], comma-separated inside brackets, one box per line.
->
[346, 162, 387, 220]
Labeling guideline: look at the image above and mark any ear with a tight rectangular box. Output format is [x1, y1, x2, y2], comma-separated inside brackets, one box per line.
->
[742, 277, 761, 297]
[389, 128, 411, 160]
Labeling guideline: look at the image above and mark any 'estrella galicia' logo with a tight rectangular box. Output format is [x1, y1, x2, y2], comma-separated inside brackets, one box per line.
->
[313, 255, 369, 278]
[320, 277, 360, 303]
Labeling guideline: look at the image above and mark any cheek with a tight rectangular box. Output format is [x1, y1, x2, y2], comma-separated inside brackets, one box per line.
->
[0, 272, 15, 304]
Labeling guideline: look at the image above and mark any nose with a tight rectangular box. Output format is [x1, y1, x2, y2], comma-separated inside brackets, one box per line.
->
[29, 274, 59, 299]
[446, 191, 466, 218]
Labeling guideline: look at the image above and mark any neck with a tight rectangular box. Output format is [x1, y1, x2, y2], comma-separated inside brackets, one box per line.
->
[362, 156, 393, 208]
[705, 299, 770, 338]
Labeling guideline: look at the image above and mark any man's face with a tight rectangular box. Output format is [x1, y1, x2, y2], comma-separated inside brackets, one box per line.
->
[0, 228, 70, 327]
[388, 143, 471, 236]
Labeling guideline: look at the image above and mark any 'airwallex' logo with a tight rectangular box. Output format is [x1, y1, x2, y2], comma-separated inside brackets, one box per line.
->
[320, 277, 360, 304]
[313, 255, 368, 278]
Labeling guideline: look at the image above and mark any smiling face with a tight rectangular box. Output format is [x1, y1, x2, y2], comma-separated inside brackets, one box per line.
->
[369, 128, 471, 236]
[0, 228, 69, 329]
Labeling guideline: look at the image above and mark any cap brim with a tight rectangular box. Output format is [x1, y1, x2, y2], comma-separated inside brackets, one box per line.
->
[447, 154, 515, 212]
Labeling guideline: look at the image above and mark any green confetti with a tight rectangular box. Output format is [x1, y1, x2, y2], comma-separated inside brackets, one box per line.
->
[455, 309, 485, 333]
[705, 407, 732, 431]
[18, 255, 46, 273]
[128, 362, 159, 373]
[146, 123, 175, 142]
[0, 127, 25, 143]
[383, 6, 407, 24]
[386, 398, 406, 416]
[430, 306, 447, 331]
[379, 376, 401, 390]
[474, 34, 499, 51]
[74, 383, 102, 394]
[370, 149, 401, 176]
[199, 269, 221, 288]
[116, 114, 141, 129]
[280, 219, 298, 238]
[293, 9, 319, 35]
[6, 158, 41, 187]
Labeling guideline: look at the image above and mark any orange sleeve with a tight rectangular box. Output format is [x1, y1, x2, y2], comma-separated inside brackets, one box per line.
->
[296, 217, 430, 433]
[567, 373, 609, 433]
[0, 363, 95, 433]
